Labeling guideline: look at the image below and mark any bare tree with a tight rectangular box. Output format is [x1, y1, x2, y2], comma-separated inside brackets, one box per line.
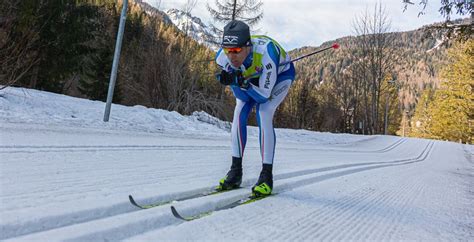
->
[152, 0, 162, 10]
[179, 0, 198, 56]
[334, 69, 358, 133]
[349, 3, 397, 134]
[181, 0, 197, 36]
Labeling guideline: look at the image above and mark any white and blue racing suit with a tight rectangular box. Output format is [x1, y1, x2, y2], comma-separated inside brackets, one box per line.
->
[215, 35, 296, 164]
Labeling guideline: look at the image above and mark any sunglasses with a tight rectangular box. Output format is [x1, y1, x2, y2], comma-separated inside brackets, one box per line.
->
[223, 47, 243, 54]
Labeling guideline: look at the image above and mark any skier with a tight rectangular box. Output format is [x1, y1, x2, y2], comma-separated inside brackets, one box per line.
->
[215, 20, 295, 196]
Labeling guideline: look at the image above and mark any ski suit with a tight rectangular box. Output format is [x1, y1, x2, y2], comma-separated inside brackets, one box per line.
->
[215, 35, 296, 164]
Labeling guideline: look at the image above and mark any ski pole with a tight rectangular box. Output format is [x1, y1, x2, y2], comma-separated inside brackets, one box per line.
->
[279, 42, 340, 66]
[242, 43, 340, 80]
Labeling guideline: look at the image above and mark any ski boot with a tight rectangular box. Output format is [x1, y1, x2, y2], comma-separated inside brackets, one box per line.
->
[252, 164, 273, 197]
[217, 157, 242, 191]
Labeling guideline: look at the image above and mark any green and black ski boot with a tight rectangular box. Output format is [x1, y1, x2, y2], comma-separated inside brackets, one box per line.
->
[252, 164, 273, 196]
[217, 157, 242, 191]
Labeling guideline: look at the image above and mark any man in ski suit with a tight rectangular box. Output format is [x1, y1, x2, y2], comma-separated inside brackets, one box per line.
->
[215, 20, 295, 196]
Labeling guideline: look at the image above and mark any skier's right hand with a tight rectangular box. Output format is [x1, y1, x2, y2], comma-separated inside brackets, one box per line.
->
[216, 70, 243, 86]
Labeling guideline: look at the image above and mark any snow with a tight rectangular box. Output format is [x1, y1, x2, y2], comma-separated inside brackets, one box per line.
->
[0, 87, 473, 241]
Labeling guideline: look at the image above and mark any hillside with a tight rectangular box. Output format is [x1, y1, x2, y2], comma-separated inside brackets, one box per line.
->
[1, 0, 226, 119]
[288, 27, 449, 109]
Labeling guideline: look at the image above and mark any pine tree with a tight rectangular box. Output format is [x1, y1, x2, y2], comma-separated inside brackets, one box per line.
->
[427, 40, 473, 143]
[410, 88, 435, 138]
[207, 0, 263, 24]
[28, 1, 106, 93]
[206, 0, 263, 44]
[78, 1, 122, 102]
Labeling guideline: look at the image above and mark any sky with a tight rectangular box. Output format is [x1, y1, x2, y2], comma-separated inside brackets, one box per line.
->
[146, 0, 459, 50]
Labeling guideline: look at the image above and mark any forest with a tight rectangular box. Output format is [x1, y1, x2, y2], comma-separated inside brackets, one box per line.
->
[1, 0, 471, 143]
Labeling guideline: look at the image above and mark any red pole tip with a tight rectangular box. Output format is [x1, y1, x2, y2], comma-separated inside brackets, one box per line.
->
[332, 43, 340, 49]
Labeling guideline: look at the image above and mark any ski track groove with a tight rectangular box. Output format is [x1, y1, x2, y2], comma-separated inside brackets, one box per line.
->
[216, 141, 426, 239]
[269, 142, 433, 241]
[0, 137, 404, 154]
[321, 142, 432, 240]
[2, 140, 417, 202]
[2, 159, 223, 199]
[0, 145, 233, 154]
[20, 139, 419, 193]
[1, 140, 431, 240]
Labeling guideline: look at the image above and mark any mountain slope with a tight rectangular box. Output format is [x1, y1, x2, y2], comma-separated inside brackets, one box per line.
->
[288, 27, 449, 106]
[165, 8, 217, 50]
[132, 0, 171, 24]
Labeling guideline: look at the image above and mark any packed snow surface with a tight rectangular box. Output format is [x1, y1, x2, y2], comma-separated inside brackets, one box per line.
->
[0, 87, 472, 241]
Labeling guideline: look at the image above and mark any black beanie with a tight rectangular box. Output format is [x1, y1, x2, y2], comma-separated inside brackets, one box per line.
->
[221, 20, 251, 48]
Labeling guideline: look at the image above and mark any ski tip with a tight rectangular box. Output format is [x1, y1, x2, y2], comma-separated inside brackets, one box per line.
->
[129, 195, 142, 208]
[332, 43, 340, 49]
[170, 206, 187, 220]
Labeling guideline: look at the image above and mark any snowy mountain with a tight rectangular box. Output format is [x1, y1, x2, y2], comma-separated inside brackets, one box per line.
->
[132, 0, 172, 24]
[1, 87, 473, 241]
[165, 8, 218, 51]
[132, 2, 218, 50]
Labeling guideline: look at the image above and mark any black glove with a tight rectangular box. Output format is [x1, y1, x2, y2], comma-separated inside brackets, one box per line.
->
[217, 70, 243, 86]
